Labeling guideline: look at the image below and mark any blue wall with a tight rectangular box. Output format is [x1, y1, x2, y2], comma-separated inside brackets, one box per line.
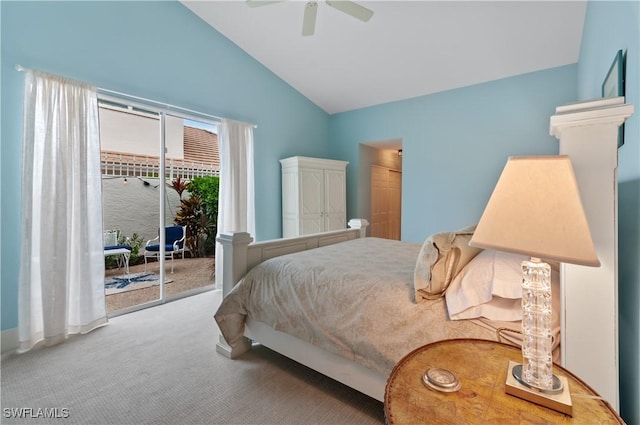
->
[329, 4, 639, 421]
[2, 2, 638, 422]
[578, 2, 640, 423]
[0, 1, 330, 331]
[329, 65, 578, 242]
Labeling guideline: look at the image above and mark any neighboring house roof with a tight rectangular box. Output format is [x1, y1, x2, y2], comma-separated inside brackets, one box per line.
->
[183, 126, 219, 170]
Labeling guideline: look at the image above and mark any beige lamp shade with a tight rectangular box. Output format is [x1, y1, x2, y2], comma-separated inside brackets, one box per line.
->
[469, 156, 600, 267]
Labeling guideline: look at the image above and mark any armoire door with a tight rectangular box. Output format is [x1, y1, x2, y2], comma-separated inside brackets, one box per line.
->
[323, 169, 347, 231]
[299, 168, 324, 234]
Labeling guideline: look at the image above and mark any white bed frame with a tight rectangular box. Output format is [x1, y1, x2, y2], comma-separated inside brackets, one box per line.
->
[215, 218, 386, 400]
[216, 99, 633, 409]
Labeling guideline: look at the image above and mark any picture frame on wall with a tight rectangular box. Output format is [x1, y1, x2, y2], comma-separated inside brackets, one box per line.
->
[602, 49, 625, 147]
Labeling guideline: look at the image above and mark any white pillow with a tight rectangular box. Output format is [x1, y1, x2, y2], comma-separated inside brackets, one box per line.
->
[413, 225, 482, 302]
[449, 296, 523, 321]
[445, 250, 528, 321]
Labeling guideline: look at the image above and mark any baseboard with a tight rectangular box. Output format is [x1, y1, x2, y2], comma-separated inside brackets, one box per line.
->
[1, 327, 19, 359]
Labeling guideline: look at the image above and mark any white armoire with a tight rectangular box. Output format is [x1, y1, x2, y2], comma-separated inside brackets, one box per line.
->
[280, 156, 348, 238]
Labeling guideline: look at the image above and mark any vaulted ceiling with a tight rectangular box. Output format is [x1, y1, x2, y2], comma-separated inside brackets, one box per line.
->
[182, 1, 587, 115]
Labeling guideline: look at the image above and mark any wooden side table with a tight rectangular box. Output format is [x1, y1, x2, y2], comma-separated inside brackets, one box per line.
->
[384, 339, 624, 424]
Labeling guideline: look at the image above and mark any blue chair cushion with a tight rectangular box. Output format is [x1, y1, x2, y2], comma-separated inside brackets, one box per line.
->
[165, 226, 183, 242]
[146, 244, 180, 252]
[104, 245, 132, 251]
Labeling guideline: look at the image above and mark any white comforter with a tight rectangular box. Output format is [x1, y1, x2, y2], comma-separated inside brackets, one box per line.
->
[215, 237, 501, 375]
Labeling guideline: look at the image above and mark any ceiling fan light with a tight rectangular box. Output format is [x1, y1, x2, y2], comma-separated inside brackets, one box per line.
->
[246, 0, 284, 7]
[325, 0, 374, 22]
[246, 0, 374, 37]
[302, 2, 318, 36]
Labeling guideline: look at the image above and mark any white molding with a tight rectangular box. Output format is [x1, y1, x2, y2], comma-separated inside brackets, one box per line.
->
[279, 156, 348, 171]
[554, 96, 625, 114]
[1, 328, 19, 359]
[550, 96, 633, 139]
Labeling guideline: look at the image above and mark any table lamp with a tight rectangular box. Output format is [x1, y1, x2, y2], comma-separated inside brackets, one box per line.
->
[469, 155, 600, 414]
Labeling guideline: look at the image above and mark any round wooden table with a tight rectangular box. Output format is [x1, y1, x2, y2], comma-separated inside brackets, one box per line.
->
[384, 339, 624, 424]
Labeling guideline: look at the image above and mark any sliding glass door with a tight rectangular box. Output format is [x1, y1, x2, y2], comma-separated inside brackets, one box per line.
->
[99, 96, 218, 316]
[161, 115, 219, 303]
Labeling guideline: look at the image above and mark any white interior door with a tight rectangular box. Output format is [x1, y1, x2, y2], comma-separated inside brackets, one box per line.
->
[370, 165, 401, 240]
[388, 170, 402, 240]
[370, 166, 387, 238]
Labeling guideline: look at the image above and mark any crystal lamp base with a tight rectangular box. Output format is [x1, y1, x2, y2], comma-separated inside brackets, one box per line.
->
[512, 364, 563, 394]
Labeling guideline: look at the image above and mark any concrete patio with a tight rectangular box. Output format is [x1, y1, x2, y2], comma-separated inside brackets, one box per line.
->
[105, 256, 215, 314]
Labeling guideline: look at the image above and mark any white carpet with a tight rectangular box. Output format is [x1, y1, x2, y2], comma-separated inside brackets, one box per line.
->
[0, 290, 384, 425]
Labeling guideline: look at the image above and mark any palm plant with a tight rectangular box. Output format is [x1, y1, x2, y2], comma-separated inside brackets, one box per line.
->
[174, 196, 208, 257]
[167, 176, 189, 199]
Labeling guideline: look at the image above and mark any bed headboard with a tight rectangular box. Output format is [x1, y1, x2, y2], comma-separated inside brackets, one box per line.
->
[217, 219, 369, 297]
[550, 96, 634, 411]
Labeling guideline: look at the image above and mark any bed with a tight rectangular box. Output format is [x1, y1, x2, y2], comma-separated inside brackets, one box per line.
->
[215, 222, 560, 401]
[214, 98, 633, 409]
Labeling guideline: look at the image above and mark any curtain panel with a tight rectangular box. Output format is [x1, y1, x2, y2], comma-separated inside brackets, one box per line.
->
[19, 70, 107, 352]
[215, 119, 256, 288]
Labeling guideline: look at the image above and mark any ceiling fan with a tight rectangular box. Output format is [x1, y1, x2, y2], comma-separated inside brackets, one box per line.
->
[246, 0, 374, 36]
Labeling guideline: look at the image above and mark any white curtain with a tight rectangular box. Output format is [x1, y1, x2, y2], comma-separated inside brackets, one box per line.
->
[215, 119, 255, 288]
[18, 70, 107, 352]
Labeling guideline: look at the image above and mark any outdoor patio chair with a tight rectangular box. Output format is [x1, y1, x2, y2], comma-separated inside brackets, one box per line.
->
[144, 225, 187, 273]
[103, 229, 131, 276]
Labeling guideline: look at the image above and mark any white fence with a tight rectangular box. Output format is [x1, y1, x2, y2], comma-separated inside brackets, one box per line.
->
[101, 150, 219, 180]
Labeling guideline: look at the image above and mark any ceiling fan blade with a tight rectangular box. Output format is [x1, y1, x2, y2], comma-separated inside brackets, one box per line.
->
[246, 0, 284, 8]
[325, 0, 373, 22]
[302, 2, 318, 36]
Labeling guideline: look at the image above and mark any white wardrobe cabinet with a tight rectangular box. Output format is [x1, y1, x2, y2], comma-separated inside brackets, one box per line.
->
[280, 156, 348, 238]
